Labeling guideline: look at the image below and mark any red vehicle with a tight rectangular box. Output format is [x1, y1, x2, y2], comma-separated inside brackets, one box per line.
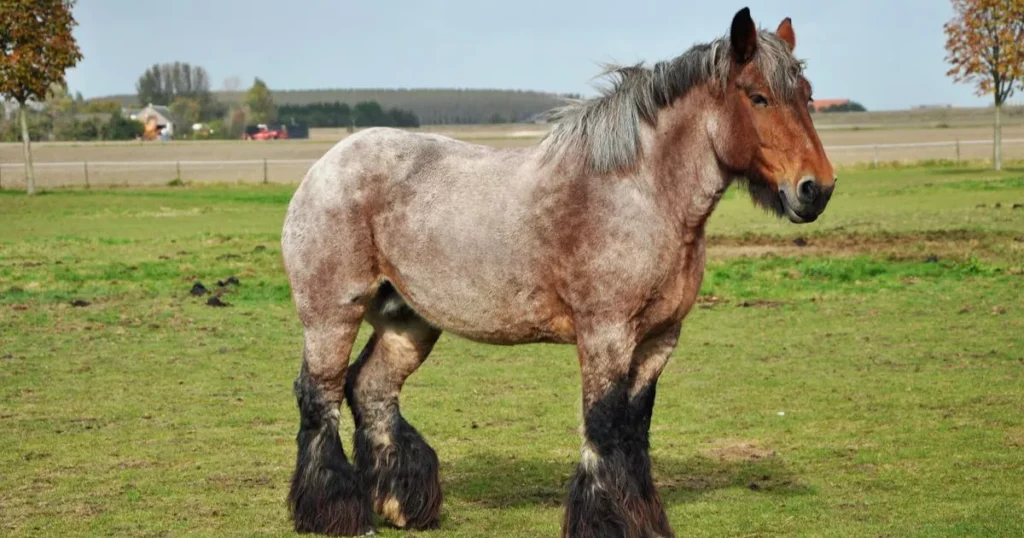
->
[243, 123, 288, 140]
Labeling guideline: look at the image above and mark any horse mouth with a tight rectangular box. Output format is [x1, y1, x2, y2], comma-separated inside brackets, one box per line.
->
[780, 194, 816, 223]
[778, 188, 821, 224]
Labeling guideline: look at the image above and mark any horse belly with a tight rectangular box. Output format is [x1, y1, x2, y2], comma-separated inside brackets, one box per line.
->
[372, 200, 572, 344]
[384, 267, 574, 345]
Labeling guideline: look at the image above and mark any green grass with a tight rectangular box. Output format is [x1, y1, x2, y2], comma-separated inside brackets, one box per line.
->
[1, 165, 1023, 537]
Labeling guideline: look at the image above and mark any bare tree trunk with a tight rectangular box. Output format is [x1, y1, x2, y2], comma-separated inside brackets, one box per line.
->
[19, 103, 36, 196]
[993, 102, 1002, 171]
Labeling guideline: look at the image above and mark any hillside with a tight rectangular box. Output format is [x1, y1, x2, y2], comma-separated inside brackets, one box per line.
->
[97, 88, 578, 125]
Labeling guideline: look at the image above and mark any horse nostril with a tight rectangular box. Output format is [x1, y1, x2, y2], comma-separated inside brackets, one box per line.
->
[797, 178, 820, 204]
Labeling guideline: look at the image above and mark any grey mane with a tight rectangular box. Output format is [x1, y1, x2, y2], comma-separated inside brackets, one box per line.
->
[540, 30, 804, 174]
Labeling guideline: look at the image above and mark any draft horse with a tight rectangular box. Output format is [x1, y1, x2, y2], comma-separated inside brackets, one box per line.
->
[280, 7, 835, 537]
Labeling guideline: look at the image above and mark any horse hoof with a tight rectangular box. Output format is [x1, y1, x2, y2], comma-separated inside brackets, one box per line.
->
[355, 418, 443, 531]
[288, 464, 375, 536]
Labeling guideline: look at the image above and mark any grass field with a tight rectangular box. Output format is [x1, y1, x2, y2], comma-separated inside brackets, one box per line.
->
[2, 164, 1023, 537]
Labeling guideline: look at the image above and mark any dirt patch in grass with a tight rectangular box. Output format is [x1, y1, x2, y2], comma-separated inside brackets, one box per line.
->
[736, 299, 785, 308]
[708, 230, 1019, 261]
[1007, 427, 1024, 448]
[701, 441, 777, 463]
[206, 473, 277, 491]
[696, 295, 789, 310]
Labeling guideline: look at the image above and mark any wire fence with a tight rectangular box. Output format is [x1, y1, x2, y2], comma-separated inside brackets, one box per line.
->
[0, 159, 315, 189]
[1, 138, 1023, 190]
[823, 137, 1024, 168]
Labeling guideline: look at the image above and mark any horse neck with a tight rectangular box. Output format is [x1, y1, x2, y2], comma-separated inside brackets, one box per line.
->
[646, 89, 731, 236]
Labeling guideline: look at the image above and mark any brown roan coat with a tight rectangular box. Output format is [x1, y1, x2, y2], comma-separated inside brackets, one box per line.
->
[280, 8, 836, 538]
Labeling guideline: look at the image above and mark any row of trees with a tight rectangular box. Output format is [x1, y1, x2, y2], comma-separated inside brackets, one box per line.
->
[0, 69, 426, 147]
[135, 62, 234, 138]
[0, 111, 142, 142]
[136, 62, 221, 120]
[0, 84, 142, 142]
[134, 64, 276, 139]
[278, 101, 420, 128]
[262, 88, 576, 125]
[94, 87, 573, 126]
[131, 70, 423, 138]
[0, 107, 143, 143]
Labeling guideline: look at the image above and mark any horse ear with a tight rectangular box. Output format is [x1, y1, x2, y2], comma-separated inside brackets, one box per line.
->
[777, 17, 796, 51]
[730, 7, 758, 64]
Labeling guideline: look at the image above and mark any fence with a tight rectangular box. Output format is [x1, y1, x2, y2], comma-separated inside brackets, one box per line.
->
[823, 137, 1024, 168]
[1, 138, 1023, 189]
[0, 159, 315, 189]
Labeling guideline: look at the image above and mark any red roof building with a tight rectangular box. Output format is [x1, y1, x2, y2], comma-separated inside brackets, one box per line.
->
[810, 98, 851, 112]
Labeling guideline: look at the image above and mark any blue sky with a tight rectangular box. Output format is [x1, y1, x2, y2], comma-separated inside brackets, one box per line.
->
[64, 0, 1006, 111]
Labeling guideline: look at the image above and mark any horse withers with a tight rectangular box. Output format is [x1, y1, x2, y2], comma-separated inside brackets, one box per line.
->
[280, 7, 834, 537]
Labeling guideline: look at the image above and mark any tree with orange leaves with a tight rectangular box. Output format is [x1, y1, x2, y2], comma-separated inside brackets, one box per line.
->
[0, 0, 84, 195]
[943, 0, 1024, 171]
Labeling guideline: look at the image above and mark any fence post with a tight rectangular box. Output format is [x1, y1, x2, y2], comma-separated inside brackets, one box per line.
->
[263, 158, 268, 184]
[84, 161, 90, 189]
[955, 139, 960, 164]
[176, 161, 181, 182]
[873, 145, 879, 168]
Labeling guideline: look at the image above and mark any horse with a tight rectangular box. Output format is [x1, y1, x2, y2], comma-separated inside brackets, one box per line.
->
[279, 7, 835, 537]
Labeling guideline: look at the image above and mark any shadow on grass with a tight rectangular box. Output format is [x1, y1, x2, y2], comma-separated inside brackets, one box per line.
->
[439, 451, 811, 512]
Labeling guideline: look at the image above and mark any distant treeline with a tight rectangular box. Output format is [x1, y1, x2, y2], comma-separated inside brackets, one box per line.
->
[278, 101, 420, 128]
[98, 88, 579, 125]
[0, 97, 143, 142]
[0, 112, 143, 142]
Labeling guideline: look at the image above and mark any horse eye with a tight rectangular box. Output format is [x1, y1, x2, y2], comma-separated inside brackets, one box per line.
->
[750, 93, 769, 108]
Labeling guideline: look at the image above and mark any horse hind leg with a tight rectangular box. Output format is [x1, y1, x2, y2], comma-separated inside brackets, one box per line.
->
[345, 282, 444, 530]
[287, 312, 375, 536]
[283, 208, 379, 535]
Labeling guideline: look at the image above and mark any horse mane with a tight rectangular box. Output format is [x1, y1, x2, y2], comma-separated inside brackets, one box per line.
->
[540, 29, 805, 174]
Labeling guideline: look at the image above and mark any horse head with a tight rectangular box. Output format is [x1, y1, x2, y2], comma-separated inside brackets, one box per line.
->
[714, 8, 836, 223]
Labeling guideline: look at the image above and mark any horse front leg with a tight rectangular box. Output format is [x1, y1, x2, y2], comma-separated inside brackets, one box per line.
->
[562, 322, 681, 538]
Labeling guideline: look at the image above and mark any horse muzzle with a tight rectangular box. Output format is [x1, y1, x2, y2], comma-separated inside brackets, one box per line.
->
[779, 177, 835, 223]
